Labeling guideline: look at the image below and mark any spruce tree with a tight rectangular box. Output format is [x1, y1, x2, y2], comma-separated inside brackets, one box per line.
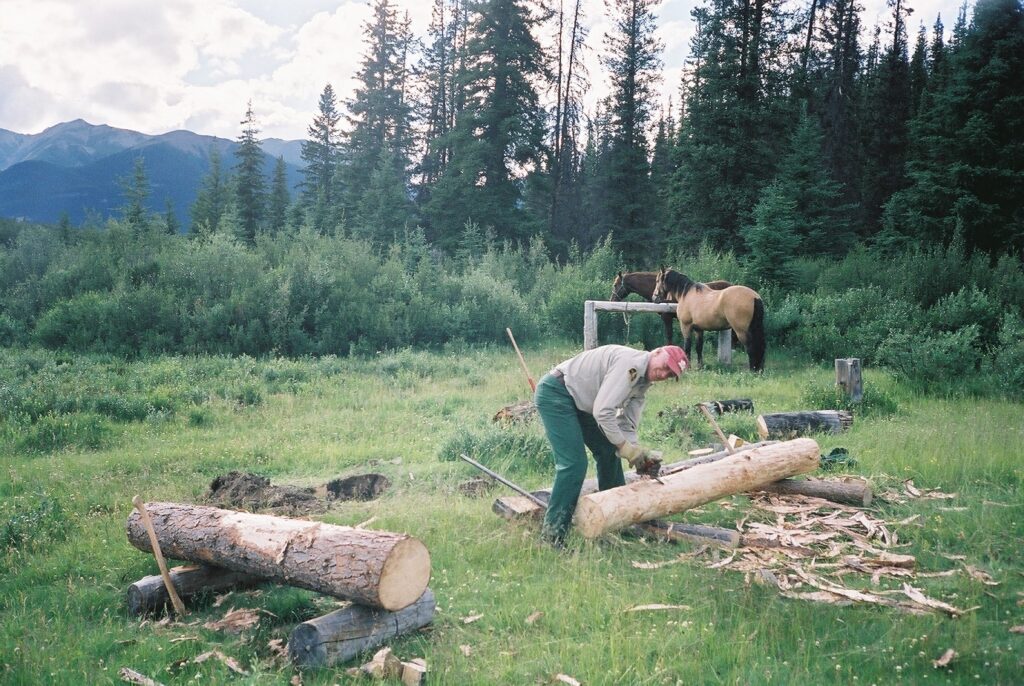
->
[268, 156, 290, 234]
[121, 156, 150, 232]
[234, 101, 267, 244]
[602, 0, 663, 263]
[163, 198, 180, 235]
[742, 181, 800, 287]
[301, 84, 342, 230]
[190, 147, 229, 237]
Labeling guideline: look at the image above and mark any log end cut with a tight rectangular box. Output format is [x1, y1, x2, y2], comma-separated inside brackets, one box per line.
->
[378, 537, 431, 611]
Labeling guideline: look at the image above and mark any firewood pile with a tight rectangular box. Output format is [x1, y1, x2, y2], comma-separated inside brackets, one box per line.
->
[631, 482, 992, 618]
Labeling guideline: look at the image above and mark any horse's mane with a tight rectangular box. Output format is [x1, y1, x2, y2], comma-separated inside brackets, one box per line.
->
[662, 269, 701, 297]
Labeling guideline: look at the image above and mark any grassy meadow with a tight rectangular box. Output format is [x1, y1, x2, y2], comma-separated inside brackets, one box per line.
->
[0, 343, 1021, 685]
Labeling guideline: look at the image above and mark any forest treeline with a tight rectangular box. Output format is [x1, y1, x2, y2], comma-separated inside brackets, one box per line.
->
[96, 0, 1024, 264]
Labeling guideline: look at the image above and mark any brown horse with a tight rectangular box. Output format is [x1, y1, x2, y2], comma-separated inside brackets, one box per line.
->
[611, 271, 736, 346]
[652, 268, 766, 371]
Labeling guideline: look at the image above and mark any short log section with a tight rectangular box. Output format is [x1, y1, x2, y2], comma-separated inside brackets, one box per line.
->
[127, 564, 260, 616]
[126, 503, 430, 611]
[289, 589, 436, 669]
[756, 411, 853, 440]
[835, 358, 863, 403]
[756, 476, 872, 507]
[573, 438, 821, 539]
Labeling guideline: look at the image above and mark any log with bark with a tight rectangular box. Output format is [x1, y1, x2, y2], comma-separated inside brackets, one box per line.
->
[756, 411, 853, 440]
[697, 399, 754, 416]
[126, 503, 430, 611]
[127, 564, 260, 616]
[755, 477, 873, 507]
[289, 589, 436, 669]
[573, 439, 821, 539]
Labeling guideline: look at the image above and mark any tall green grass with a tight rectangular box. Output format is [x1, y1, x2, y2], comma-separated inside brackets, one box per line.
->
[0, 346, 1021, 684]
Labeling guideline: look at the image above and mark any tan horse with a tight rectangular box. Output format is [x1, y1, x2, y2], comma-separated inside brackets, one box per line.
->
[611, 271, 735, 346]
[652, 268, 766, 371]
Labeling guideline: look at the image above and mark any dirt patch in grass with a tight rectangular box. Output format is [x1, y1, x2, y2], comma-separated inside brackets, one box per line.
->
[325, 473, 391, 501]
[206, 471, 393, 515]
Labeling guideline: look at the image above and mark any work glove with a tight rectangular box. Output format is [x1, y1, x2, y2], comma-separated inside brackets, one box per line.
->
[617, 444, 663, 478]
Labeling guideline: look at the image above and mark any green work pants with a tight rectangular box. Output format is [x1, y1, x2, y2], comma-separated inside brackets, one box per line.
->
[534, 373, 625, 544]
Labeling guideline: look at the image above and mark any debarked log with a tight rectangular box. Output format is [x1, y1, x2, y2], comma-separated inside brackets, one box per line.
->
[756, 411, 853, 440]
[127, 564, 260, 616]
[754, 476, 873, 507]
[573, 438, 821, 539]
[126, 503, 430, 611]
[289, 588, 436, 669]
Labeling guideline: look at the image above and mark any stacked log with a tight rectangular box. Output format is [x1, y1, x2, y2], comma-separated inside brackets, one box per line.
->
[126, 502, 430, 610]
[127, 565, 259, 616]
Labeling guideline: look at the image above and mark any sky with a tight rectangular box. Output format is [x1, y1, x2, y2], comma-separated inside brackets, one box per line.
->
[0, 0, 967, 141]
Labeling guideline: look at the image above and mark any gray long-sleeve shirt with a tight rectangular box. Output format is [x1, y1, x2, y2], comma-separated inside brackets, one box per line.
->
[554, 345, 652, 448]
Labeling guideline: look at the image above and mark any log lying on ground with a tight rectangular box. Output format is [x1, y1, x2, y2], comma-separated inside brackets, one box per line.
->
[126, 503, 430, 611]
[754, 476, 872, 507]
[127, 564, 260, 616]
[697, 399, 754, 416]
[573, 439, 821, 539]
[756, 411, 853, 440]
[492, 492, 740, 548]
[289, 589, 436, 669]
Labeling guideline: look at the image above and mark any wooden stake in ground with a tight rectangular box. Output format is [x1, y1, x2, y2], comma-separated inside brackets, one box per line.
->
[126, 503, 430, 611]
[506, 328, 536, 392]
[573, 438, 821, 539]
[131, 496, 187, 617]
[289, 589, 436, 669]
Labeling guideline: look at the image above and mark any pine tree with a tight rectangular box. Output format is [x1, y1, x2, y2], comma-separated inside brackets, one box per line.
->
[234, 101, 267, 244]
[301, 84, 342, 230]
[602, 0, 663, 263]
[417, 0, 459, 193]
[742, 181, 800, 287]
[163, 198, 180, 235]
[909, 23, 929, 116]
[121, 156, 150, 233]
[424, 0, 550, 249]
[190, 147, 229, 237]
[268, 156, 290, 234]
[819, 0, 863, 195]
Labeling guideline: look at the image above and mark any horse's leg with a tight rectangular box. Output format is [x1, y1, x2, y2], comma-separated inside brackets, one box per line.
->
[680, 323, 693, 363]
[661, 313, 674, 345]
[694, 329, 705, 368]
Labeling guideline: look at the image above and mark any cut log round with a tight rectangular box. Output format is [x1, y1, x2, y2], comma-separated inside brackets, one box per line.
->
[289, 589, 436, 669]
[573, 439, 821, 539]
[127, 564, 260, 616]
[756, 477, 872, 507]
[126, 503, 430, 611]
[756, 411, 853, 440]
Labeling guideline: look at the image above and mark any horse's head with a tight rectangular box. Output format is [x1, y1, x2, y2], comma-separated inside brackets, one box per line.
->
[652, 267, 669, 303]
[610, 272, 630, 301]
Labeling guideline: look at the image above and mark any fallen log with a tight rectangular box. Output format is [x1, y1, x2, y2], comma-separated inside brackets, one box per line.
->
[126, 503, 430, 611]
[289, 589, 436, 669]
[756, 411, 853, 440]
[697, 399, 754, 416]
[573, 439, 821, 539]
[755, 477, 872, 507]
[127, 564, 260, 616]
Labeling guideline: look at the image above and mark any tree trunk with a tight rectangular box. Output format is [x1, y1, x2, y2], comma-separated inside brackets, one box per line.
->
[289, 589, 436, 669]
[756, 411, 853, 439]
[755, 477, 872, 507]
[573, 439, 821, 539]
[126, 503, 430, 611]
[127, 564, 259, 616]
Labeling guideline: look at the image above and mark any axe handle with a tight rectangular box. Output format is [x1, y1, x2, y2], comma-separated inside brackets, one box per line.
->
[459, 454, 547, 509]
[132, 496, 188, 616]
[506, 328, 536, 392]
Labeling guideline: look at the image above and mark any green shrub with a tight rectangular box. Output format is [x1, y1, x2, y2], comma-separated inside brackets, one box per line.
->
[0, 497, 74, 554]
[992, 313, 1024, 398]
[927, 286, 1001, 347]
[799, 378, 899, 418]
[877, 325, 982, 388]
[438, 426, 552, 475]
[16, 412, 113, 453]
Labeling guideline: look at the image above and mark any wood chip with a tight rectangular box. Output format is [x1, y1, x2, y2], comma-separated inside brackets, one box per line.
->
[459, 644, 473, 657]
[624, 604, 691, 612]
[462, 613, 484, 624]
[897, 514, 921, 525]
[779, 590, 854, 606]
[203, 608, 261, 634]
[963, 564, 999, 586]
[932, 649, 956, 668]
[267, 638, 288, 659]
[707, 553, 737, 569]
[193, 650, 248, 675]
[904, 480, 922, 497]
[119, 668, 164, 686]
[1010, 626, 1024, 634]
[525, 611, 544, 625]
[901, 584, 971, 618]
[554, 674, 582, 686]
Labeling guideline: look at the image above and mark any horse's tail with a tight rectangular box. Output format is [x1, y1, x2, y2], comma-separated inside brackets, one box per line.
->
[747, 298, 766, 372]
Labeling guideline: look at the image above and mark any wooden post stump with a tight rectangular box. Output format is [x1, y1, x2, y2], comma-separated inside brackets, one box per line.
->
[127, 564, 260, 616]
[835, 358, 863, 403]
[717, 329, 732, 365]
[573, 439, 821, 539]
[756, 411, 853, 440]
[126, 503, 430, 610]
[289, 589, 436, 669]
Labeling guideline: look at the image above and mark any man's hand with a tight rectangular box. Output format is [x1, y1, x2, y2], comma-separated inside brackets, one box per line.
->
[616, 443, 663, 478]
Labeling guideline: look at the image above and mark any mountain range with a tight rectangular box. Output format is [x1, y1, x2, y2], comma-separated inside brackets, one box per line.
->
[0, 119, 305, 229]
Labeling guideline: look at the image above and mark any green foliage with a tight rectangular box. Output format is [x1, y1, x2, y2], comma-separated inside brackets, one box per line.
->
[877, 325, 983, 389]
[799, 378, 899, 418]
[14, 412, 113, 453]
[437, 425, 552, 475]
[742, 181, 800, 288]
[992, 313, 1024, 398]
[0, 496, 74, 554]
